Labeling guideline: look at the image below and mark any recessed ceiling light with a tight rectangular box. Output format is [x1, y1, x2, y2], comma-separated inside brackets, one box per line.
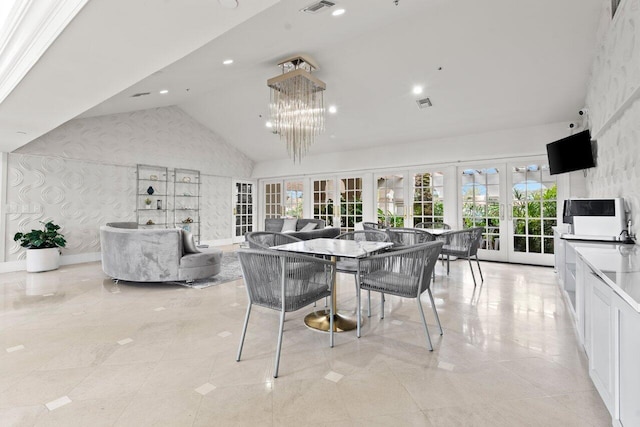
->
[265, 121, 273, 128]
[412, 86, 423, 95]
[328, 105, 337, 114]
[332, 8, 345, 16]
[159, 89, 169, 94]
[223, 59, 234, 65]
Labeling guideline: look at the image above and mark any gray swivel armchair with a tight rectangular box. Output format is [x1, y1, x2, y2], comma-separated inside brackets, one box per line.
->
[357, 241, 444, 350]
[236, 249, 335, 378]
[441, 227, 484, 287]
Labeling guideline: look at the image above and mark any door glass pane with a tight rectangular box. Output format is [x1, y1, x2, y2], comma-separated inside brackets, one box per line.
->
[461, 168, 499, 251]
[340, 177, 363, 232]
[284, 181, 303, 218]
[412, 172, 445, 227]
[377, 175, 404, 227]
[511, 164, 557, 254]
[235, 182, 253, 237]
[313, 179, 334, 227]
[264, 182, 282, 219]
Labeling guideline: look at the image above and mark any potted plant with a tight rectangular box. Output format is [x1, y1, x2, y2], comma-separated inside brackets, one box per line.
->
[13, 221, 67, 272]
[144, 198, 153, 209]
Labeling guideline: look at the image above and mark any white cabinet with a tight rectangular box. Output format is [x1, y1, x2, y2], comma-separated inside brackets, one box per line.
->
[615, 294, 640, 427]
[588, 272, 615, 414]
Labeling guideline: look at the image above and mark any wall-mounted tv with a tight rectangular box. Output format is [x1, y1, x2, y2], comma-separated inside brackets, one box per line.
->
[546, 130, 595, 175]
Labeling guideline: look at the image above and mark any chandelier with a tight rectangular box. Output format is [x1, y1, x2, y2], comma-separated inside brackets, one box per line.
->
[267, 54, 326, 162]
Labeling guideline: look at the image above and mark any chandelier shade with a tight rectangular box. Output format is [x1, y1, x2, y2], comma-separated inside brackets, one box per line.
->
[267, 55, 326, 162]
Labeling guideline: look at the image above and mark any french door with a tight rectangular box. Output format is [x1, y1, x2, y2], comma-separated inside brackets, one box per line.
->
[312, 176, 363, 232]
[458, 159, 557, 265]
[376, 170, 446, 228]
[232, 180, 255, 243]
[263, 180, 304, 220]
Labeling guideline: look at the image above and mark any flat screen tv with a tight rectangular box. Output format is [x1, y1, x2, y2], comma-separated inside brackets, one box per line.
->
[546, 130, 595, 175]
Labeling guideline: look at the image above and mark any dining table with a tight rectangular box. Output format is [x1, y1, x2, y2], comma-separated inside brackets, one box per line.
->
[272, 237, 393, 334]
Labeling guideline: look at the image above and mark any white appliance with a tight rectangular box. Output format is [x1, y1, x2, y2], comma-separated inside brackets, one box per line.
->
[561, 198, 627, 241]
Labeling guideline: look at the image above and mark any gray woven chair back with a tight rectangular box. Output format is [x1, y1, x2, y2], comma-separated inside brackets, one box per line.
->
[359, 241, 443, 299]
[442, 227, 484, 257]
[245, 231, 301, 249]
[335, 230, 390, 242]
[362, 222, 383, 230]
[237, 249, 333, 312]
[414, 222, 451, 230]
[386, 227, 435, 247]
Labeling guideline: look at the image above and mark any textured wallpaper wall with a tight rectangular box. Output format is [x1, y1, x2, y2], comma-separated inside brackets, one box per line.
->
[6, 107, 251, 260]
[586, 0, 640, 232]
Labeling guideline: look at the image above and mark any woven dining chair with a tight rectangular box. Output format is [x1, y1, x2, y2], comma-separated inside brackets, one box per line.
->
[334, 230, 390, 323]
[236, 248, 335, 378]
[414, 222, 451, 230]
[357, 241, 444, 350]
[441, 227, 484, 287]
[385, 227, 436, 247]
[362, 222, 384, 231]
[245, 231, 301, 249]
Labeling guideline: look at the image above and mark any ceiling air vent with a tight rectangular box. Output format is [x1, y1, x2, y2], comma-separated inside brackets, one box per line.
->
[131, 92, 151, 98]
[301, 1, 335, 14]
[416, 97, 433, 109]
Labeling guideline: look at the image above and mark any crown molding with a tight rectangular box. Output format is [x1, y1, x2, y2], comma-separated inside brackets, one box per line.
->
[0, 0, 89, 104]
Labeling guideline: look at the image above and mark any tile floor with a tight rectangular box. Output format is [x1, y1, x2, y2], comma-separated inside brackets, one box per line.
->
[0, 247, 611, 426]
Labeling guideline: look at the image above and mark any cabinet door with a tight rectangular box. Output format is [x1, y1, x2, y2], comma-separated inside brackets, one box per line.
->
[617, 297, 640, 427]
[589, 275, 614, 414]
[575, 257, 585, 345]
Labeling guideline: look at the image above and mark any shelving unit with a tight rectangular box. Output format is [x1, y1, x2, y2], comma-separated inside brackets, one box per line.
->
[136, 164, 169, 229]
[173, 168, 201, 243]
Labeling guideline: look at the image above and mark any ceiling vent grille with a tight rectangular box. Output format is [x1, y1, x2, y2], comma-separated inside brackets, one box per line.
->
[416, 97, 433, 109]
[301, 1, 335, 14]
[131, 92, 151, 98]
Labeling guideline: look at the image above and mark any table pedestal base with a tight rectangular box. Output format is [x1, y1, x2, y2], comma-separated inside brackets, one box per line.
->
[304, 310, 358, 332]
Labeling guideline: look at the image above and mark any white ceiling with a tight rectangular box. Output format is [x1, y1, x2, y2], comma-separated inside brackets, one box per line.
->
[8, 0, 605, 162]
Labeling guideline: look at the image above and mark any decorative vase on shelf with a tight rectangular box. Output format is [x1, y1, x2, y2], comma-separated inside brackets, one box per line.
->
[146, 186, 154, 195]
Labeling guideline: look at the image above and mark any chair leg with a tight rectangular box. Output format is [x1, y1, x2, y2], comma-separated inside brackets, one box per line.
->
[446, 255, 450, 275]
[427, 288, 443, 335]
[367, 290, 371, 318]
[380, 292, 385, 319]
[468, 258, 477, 287]
[236, 304, 252, 362]
[476, 255, 484, 283]
[416, 298, 434, 351]
[273, 309, 286, 378]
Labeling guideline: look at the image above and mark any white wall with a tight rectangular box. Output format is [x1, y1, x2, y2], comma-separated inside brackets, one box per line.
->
[585, 0, 640, 232]
[3, 106, 252, 263]
[252, 122, 574, 178]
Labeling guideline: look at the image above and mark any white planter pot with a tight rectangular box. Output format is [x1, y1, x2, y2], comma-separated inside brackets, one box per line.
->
[145, 205, 152, 209]
[26, 247, 60, 273]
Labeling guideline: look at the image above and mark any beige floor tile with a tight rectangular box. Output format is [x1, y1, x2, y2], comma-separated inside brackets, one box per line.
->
[68, 363, 155, 401]
[193, 383, 273, 426]
[113, 392, 202, 427]
[34, 398, 129, 427]
[0, 254, 613, 425]
[272, 378, 350, 424]
[335, 371, 421, 419]
[0, 405, 46, 427]
[0, 367, 92, 409]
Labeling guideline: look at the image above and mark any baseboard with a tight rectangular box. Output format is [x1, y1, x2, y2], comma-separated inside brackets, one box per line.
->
[0, 252, 101, 273]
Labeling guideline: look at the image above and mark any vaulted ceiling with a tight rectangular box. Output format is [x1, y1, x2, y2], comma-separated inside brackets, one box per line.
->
[1, 0, 604, 162]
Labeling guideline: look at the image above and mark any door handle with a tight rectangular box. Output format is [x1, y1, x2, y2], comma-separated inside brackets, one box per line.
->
[233, 208, 236, 215]
[500, 204, 505, 220]
[508, 204, 513, 220]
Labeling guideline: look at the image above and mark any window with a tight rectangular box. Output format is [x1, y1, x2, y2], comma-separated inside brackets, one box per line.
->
[264, 182, 282, 219]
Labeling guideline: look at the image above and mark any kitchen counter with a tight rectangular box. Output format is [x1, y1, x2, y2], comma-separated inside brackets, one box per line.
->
[573, 243, 639, 312]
